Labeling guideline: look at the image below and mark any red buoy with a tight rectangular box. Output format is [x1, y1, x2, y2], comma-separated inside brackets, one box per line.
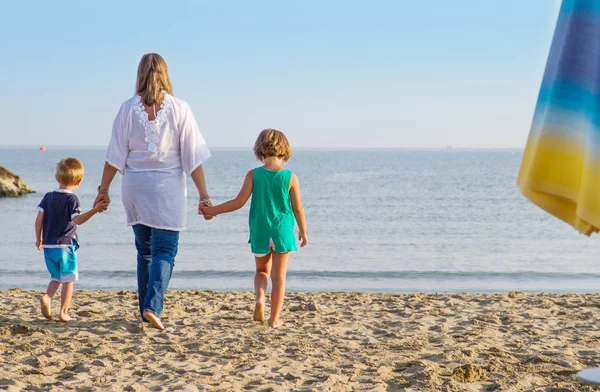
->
[39, 146, 46, 151]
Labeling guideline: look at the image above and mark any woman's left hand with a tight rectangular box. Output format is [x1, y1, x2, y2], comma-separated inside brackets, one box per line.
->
[198, 201, 214, 220]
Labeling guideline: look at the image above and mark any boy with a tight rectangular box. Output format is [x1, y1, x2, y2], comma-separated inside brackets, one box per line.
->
[35, 157, 107, 322]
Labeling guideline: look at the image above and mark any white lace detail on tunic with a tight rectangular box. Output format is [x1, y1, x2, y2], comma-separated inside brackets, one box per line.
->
[105, 94, 211, 230]
[132, 93, 174, 160]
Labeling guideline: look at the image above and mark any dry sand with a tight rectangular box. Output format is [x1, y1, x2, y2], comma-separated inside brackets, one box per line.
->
[0, 289, 599, 391]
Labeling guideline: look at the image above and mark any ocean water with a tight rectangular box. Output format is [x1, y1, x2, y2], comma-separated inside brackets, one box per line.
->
[1, 147, 599, 293]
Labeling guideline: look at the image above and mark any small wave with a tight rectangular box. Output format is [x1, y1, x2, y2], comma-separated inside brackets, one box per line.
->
[1, 269, 599, 281]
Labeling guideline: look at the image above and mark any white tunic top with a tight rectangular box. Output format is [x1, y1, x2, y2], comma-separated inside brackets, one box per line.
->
[105, 93, 210, 231]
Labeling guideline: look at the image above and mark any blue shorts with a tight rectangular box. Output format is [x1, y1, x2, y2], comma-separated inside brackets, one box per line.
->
[43, 243, 79, 283]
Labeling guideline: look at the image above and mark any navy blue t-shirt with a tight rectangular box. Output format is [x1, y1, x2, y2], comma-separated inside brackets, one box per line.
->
[37, 190, 81, 246]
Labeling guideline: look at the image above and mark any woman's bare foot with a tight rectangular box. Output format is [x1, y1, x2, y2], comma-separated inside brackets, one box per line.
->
[143, 311, 165, 330]
[59, 311, 76, 322]
[253, 302, 265, 324]
[40, 295, 52, 320]
[268, 319, 284, 329]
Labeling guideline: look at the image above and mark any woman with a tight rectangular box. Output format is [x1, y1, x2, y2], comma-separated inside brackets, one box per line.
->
[94, 53, 211, 330]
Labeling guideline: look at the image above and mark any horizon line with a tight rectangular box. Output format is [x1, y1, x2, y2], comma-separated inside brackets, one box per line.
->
[0, 145, 526, 151]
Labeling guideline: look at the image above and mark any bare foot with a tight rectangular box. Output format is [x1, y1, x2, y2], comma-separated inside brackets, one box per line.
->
[40, 295, 52, 320]
[253, 302, 265, 324]
[269, 319, 284, 329]
[143, 311, 165, 330]
[59, 312, 76, 322]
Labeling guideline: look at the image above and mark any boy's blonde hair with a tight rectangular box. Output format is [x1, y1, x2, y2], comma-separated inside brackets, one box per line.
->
[254, 129, 292, 162]
[136, 53, 173, 106]
[56, 157, 84, 186]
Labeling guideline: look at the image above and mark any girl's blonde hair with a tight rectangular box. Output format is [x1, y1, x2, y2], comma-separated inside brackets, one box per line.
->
[135, 53, 173, 106]
[56, 157, 84, 186]
[254, 129, 292, 162]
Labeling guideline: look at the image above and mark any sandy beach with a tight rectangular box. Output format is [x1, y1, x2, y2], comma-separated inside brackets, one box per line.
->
[0, 290, 599, 391]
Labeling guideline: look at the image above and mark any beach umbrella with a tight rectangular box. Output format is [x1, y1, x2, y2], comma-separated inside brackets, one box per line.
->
[518, 0, 600, 236]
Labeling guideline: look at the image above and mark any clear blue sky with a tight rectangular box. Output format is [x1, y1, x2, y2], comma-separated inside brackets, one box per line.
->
[0, 0, 561, 148]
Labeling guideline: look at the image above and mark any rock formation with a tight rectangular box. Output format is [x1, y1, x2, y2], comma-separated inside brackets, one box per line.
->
[0, 167, 34, 197]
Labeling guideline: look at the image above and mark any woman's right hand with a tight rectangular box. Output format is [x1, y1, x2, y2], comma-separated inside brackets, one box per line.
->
[95, 163, 118, 212]
[94, 192, 111, 212]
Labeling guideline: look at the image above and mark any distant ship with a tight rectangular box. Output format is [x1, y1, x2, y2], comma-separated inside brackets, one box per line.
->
[39, 146, 46, 151]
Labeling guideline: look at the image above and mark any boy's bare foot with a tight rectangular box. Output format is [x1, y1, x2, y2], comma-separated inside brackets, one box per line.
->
[253, 302, 265, 324]
[143, 311, 165, 330]
[59, 312, 76, 322]
[269, 319, 284, 329]
[40, 295, 52, 320]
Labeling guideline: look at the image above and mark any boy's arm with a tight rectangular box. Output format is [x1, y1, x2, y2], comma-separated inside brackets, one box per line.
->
[290, 173, 308, 247]
[202, 171, 253, 216]
[35, 212, 44, 250]
[73, 202, 107, 225]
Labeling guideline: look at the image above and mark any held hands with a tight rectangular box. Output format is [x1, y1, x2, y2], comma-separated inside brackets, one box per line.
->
[93, 192, 111, 213]
[198, 200, 214, 220]
[93, 201, 109, 213]
[299, 232, 308, 247]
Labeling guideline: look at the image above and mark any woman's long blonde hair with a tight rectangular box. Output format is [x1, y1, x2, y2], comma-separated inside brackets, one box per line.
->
[135, 53, 173, 106]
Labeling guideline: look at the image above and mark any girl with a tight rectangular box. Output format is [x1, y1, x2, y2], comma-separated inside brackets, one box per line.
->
[201, 129, 307, 328]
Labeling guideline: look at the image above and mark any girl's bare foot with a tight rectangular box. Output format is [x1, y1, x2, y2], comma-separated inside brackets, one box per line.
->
[143, 311, 165, 330]
[59, 312, 76, 322]
[253, 302, 265, 324]
[40, 295, 52, 320]
[269, 319, 284, 329]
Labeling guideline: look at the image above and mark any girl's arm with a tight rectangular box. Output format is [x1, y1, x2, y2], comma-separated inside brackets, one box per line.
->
[202, 171, 253, 216]
[290, 173, 308, 247]
[35, 212, 44, 250]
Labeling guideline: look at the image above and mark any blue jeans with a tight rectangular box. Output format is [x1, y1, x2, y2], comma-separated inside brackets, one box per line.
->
[132, 224, 180, 320]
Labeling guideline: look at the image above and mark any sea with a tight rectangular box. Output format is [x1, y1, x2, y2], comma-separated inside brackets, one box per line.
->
[1, 147, 599, 294]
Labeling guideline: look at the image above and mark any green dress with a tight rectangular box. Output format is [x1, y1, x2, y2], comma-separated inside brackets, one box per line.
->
[248, 167, 298, 254]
